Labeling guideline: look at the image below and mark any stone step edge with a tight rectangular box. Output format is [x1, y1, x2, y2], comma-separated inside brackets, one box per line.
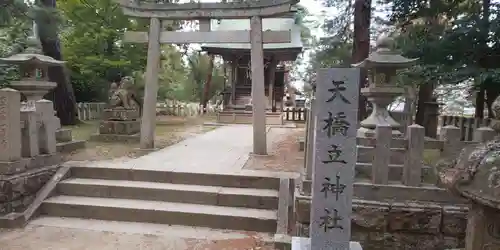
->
[57, 178, 279, 210]
[41, 195, 277, 233]
[59, 178, 279, 198]
[68, 165, 284, 190]
[43, 195, 277, 220]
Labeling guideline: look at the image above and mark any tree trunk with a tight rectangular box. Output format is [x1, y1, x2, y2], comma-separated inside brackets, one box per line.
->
[39, 0, 78, 125]
[475, 85, 486, 118]
[476, 0, 491, 118]
[201, 55, 215, 113]
[352, 0, 371, 120]
[415, 82, 434, 126]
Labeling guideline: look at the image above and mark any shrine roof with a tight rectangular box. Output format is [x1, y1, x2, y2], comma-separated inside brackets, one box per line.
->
[201, 17, 303, 52]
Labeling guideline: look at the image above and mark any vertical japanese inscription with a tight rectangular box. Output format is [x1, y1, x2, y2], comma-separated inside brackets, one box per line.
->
[310, 68, 360, 250]
[0, 95, 7, 149]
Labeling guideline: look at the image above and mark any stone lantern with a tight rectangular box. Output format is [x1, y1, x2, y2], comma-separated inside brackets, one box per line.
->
[352, 36, 418, 137]
[439, 96, 500, 250]
[0, 26, 64, 108]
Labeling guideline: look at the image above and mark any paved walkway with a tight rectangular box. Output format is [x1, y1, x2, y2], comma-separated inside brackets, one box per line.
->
[86, 124, 255, 174]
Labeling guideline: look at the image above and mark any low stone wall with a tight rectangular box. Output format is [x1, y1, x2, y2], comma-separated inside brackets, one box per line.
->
[295, 197, 467, 250]
[0, 165, 59, 215]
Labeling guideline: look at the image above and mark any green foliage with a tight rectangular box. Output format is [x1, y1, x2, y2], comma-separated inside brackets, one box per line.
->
[0, 21, 30, 87]
[182, 53, 225, 103]
[57, 0, 149, 101]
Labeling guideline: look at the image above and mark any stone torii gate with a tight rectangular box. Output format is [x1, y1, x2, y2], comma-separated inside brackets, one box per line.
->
[116, 0, 298, 154]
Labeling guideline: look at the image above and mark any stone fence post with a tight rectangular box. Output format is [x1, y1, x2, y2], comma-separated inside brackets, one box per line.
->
[372, 124, 391, 184]
[440, 125, 461, 159]
[20, 109, 39, 157]
[304, 98, 316, 182]
[36, 99, 57, 154]
[0, 88, 22, 162]
[403, 124, 425, 186]
[473, 126, 496, 143]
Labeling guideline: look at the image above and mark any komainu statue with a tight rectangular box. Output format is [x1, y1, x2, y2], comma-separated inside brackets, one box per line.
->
[109, 76, 141, 110]
[438, 95, 500, 250]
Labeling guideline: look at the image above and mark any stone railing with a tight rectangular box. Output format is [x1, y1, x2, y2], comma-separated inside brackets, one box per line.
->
[283, 107, 306, 122]
[76, 101, 220, 121]
[0, 88, 61, 215]
[156, 102, 218, 116]
[439, 115, 491, 141]
[296, 101, 496, 250]
[76, 102, 106, 121]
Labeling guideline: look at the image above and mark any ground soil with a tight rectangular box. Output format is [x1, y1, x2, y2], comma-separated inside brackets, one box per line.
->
[244, 127, 305, 173]
[0, 225, 275, 250]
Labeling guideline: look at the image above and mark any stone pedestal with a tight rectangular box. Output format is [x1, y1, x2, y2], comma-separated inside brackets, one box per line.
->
[358, 87, 404, 137]
[90, 108, 141, 143]
[291, 237, 363, 250]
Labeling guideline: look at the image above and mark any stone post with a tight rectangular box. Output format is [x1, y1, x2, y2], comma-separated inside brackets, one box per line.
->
[440, 125, 461, 159]
[304, 98, 316, 182]
[20, 109, 39, 157]
[403, 124, 425, 186]
[250, 15, 267, 155]
[0, 88, 22, 162]
[140, 17, 162, 149]
[473, 127, 496, 143]
[36, 99, 57, 154]
[232, 60, 238, 105]
[373, 124, 391, 184]
[267, 58, 277, 109]
[424, 99, 440, 138]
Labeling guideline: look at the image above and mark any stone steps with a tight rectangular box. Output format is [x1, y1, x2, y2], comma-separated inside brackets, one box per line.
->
[41, 165, 282, 234]
[57, 178, 279, 210]
[41, 196, 277, 233]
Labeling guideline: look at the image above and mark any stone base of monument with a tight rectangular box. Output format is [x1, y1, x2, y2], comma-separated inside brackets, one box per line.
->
[89, 133, 140, 143]
[91, 108, 141, 143]
[291, 237, 363, 250]
[102, 108, 140, 121]
[99, 120, 141, 135]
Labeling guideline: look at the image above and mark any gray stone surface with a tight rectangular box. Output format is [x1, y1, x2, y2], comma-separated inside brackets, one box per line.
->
[0, 88, 22, 162]
[295, 195, 468, 250]
[292, 237, 362, 250]
[310, 68, 360, 249]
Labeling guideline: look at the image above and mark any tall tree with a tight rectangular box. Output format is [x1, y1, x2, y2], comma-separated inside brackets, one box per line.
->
[37, 0, 78, 125]
[352, 0, 371, 119]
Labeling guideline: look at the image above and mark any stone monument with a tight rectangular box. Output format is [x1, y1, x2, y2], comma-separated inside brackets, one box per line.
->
[90, 76, 141, 143]
[439, 96, 500, 250]
[292, 68, 363, 250]
[352, 36, 418, 138]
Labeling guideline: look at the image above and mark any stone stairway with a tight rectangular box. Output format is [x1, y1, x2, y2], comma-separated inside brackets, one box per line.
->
[55, 128, 85, 153]
[38, 165, 282, 234]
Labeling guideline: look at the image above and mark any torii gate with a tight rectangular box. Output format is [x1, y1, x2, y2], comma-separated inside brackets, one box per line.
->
[116, 0, 298, 155]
